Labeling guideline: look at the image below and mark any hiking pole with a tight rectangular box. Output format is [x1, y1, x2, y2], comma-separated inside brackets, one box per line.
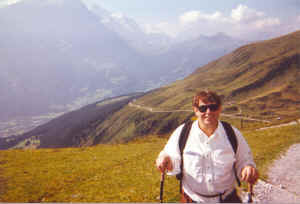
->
[160, 171, 165, 203]
[247, 183, 253, 203]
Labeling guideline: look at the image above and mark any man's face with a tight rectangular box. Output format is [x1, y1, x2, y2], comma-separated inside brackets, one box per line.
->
[193, 99, 222, 126]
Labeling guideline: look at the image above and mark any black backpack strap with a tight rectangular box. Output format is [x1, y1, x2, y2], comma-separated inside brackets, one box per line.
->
[221, 121, 241, 186]
[176, 120, 193, 193]
[221, 121, 237, 154]
[176, 120, 241, 194]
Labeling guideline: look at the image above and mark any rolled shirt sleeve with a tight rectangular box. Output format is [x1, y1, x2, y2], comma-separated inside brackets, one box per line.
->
[232, 126, 256, 179]
[157, 124, 185, 176]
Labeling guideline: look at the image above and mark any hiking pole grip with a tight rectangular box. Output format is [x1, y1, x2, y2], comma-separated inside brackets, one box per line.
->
[160, 171, 165, 203]
[247, 183, 253, 203]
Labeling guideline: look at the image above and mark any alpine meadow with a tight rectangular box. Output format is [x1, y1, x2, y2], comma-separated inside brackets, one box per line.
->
[1, 29, 300, 202]
[1, 0, 300, 202]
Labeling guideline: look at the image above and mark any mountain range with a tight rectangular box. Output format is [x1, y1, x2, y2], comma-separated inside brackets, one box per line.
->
[1, 30, 299, 149]
[0, 0, 245, 121]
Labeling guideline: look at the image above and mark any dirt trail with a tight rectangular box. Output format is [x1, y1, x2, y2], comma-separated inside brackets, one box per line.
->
[256, 120, 299, 131]
[128, 102, 271, 123]
[251, 143, 300, 203]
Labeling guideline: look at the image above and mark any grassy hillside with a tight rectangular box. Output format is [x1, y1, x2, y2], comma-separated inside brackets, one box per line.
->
[0, 93, 144, 149]
[0, 123, 299, 202]
[87, 30, 300, 144]
[137, 30, 300, 121]
[2, 30, 299, 149]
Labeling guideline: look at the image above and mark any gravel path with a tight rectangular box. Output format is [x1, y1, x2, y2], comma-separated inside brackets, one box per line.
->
[250, 143, 300, 203]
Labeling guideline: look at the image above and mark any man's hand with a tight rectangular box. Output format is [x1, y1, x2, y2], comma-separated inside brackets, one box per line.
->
[241, 165, 259, 184]
[156, 154, 173, 173]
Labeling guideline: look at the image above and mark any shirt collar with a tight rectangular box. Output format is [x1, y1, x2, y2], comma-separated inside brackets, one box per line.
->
[194, 120, 222, 140]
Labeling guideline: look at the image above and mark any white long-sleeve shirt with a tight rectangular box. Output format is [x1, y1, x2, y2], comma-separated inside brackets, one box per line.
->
[158, 120, 256, 202]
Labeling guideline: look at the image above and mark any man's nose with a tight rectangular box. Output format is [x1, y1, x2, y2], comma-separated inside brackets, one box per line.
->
[206, 107, 211, 113]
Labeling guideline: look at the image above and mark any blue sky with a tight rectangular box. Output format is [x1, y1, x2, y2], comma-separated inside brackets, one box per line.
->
[97, 0, 299, 21]
[94, 0, 300, 40]
[1, 0, 299, 41]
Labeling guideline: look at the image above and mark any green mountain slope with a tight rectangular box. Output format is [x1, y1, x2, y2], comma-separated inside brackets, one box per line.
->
[90, 30, 300, 143]
[0, 93, 143, 149]
[3, 30, 299, 148]
[140, 30, 300, 118]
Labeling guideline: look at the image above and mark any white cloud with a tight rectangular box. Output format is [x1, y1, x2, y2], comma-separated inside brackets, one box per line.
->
[228, 5, 281, 39]
[173, 10, 230, 40]
[179, 11, 201, 24]
[231, 4, 264, 23]
[254, 18, 280, 29]
[179, 10, 224, 25]
[157, 4, 285, 41]
[111, 12, 124, 19]
[143, 22, 178, 37]
[0, 0, 22, 8]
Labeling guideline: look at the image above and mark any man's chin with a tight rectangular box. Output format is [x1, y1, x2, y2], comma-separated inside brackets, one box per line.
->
[204, 118, 217, 125]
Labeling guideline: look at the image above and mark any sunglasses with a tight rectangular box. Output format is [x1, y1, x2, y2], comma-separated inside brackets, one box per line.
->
[197, 104, 219, 113]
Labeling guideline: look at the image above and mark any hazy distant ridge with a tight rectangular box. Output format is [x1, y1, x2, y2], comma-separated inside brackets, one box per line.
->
[2, 30, 300, 149]
[0, 0, 245, 121]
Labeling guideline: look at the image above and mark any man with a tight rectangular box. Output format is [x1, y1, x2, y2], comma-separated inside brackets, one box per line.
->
[156, 90, 258, 203]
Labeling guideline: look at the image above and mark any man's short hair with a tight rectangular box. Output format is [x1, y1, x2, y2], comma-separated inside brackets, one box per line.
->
[192, 90, 222, 107]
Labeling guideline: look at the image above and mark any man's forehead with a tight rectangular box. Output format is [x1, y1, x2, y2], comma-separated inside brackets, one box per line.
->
[198, 99, 216, 105]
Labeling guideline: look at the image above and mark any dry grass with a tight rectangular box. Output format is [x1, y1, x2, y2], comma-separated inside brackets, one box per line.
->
[0, 124, 299, 202]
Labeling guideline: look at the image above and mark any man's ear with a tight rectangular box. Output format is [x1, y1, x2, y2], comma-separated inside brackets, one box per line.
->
[219, 105, 223, 112]
[193, 106, 198, 113]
